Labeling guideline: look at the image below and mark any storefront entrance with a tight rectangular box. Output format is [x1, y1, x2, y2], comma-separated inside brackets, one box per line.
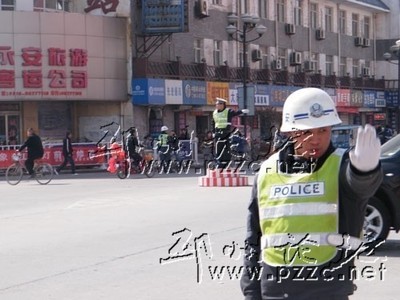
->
[0, 103, 20, 145]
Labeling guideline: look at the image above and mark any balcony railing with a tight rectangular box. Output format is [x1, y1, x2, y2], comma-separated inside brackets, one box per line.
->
[133, 58, 386, 90]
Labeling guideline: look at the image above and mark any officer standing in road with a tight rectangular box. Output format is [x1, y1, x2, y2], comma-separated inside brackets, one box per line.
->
[240, 88, 383, 300]
[212, 97, 248, 168]
[157, 125, 171, 171]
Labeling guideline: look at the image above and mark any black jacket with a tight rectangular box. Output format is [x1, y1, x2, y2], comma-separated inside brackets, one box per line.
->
[62, 137, 73, 156]
[240, 143, 383, 299]
[19, 134, 44, 159]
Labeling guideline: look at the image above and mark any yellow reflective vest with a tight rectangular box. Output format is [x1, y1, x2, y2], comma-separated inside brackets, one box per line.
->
[257, 148, 346, 267]
[158, 133, 169, 146]
[213, 109, 230, 129]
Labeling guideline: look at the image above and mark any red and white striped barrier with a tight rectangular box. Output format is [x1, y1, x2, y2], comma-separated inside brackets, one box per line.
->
[199, 168, 249, 187]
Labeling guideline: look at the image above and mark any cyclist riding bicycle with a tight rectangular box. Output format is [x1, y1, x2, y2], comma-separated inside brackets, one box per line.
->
[126, 127, 142, 171]
[17, 128, 44, 177]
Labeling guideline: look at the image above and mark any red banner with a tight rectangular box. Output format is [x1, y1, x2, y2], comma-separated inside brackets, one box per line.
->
[0, 143, 103, 170]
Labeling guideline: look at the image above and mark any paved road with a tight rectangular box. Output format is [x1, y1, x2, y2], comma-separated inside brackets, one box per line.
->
[0, 172, 399, 299]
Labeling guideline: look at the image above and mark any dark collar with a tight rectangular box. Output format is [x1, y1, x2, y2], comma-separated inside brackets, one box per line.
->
[278, 142, 336, 173]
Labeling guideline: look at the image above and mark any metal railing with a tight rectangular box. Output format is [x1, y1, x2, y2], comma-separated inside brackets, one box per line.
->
[133, 58, 387, 90]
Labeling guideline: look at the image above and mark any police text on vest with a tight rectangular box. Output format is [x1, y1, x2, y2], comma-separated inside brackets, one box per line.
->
[270, 182, 325, 199]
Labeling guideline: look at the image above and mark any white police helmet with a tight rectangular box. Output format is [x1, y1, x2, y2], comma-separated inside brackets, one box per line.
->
[280, 88, 342, 132]
[161, 125, 169, 131]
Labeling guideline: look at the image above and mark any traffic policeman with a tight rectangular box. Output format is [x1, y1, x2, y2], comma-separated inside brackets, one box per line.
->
[240, 88, 383, 300]
[212, 97, 248, 168]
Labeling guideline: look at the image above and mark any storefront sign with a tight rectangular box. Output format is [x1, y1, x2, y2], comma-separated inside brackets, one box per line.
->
[269, 85, 298, 107]
[350, 90, 363, 107]
[374, 113, 386, 121]
[206, 82, 229, 105]
[132, 78, 165, 105]
[141, 0, 185, 34]
[375, 91, 386, 107]
[255, 84, 270, 106]
[0, 46, 87, 98]
[336, 89, 351, 106]
[385, 90, 398, 108]
[165, 79, 183, 104]
[183, 80, 206, 105]
[0, 144, 103, 170]
[363, 90, 376, 108]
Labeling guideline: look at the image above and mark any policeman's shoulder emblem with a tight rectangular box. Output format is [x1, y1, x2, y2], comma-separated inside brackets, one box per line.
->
[310, 103, 324, 118]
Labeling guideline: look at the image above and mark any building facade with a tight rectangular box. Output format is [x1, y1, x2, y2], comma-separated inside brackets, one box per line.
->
[0, 0, 132, 145]
[1, 0, 398, 146]
[131, 0, 399, 141]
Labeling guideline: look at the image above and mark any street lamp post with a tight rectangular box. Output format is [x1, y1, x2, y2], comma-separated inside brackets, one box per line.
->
[383, 39, 400, 133]
[226, 14, 266, 138]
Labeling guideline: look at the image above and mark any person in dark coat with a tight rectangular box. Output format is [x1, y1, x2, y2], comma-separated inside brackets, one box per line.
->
[241, 88, 383, 300]
[55, 131, 77, 175]
[17, 128, 44, 176]
[126, 128, 142, 169]
[212, 97, 249, 168]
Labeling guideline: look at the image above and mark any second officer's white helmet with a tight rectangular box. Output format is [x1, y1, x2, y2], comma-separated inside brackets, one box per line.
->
[280, 88, 342, 132]
[161, 125, 169, 131]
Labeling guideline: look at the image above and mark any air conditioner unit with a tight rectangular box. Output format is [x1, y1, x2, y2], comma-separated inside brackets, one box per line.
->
[316, 29, 325, 40]
[272, 59, 282, 70]
[251, 49, 262, 62]
[355, 37, 363, 47]
[363, 38, 370, 47]
[290, 52, 302, 66]
[362, 67, 370, 77]
[285, 23, 296, 35]
[304, 61, 315, 72]
[198, 0, 209, 17]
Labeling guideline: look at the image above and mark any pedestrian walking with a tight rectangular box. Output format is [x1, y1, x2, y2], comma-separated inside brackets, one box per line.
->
[55, 131, 77, 175]
[240, 88, 383, 300]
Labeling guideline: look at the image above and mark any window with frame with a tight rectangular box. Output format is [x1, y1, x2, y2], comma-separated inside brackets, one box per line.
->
[276, 0, 285, 23]
[325, 7, 333, 32]
[339, 10, 346, 35]
[213, 40, 222, 66]
[194, 39, 202, 63]
[310, 52, 318, 72]
[258, 0, 268, 19]
[364, 16, 370, 39]
[33, 0, 70, 12]
[325, 55, 333, 75]
[339, 57, 347, 77]
[239, 0, 249, 15]
[352, 14, 359, 36]
[310, 3, 318, 29]
[352, 59, 359, 77]
[294, 0, 302, 26]
[1, 0, 14, 10]
[278, 48, 287, 68]
[260, 46, 269, 68]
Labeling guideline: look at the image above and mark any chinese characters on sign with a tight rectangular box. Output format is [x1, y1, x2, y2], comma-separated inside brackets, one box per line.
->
[0, 46, 88, 95]
[84, 0, 119, 14]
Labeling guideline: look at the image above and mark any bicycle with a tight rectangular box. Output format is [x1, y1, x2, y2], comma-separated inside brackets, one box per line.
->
[6, 152, 54, 185]
[116, 128, 156, 179]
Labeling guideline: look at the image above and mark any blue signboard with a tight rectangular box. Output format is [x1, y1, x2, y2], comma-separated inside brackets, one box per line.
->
[269, 85, 298, 107]
[182, 80, 206, 105]
[254, 84, 270, 106]
[385, 90, 399, 108]
[132, 78, 165, 105]
[363, 90, 376, 108]
[142, 0, 185, 34]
